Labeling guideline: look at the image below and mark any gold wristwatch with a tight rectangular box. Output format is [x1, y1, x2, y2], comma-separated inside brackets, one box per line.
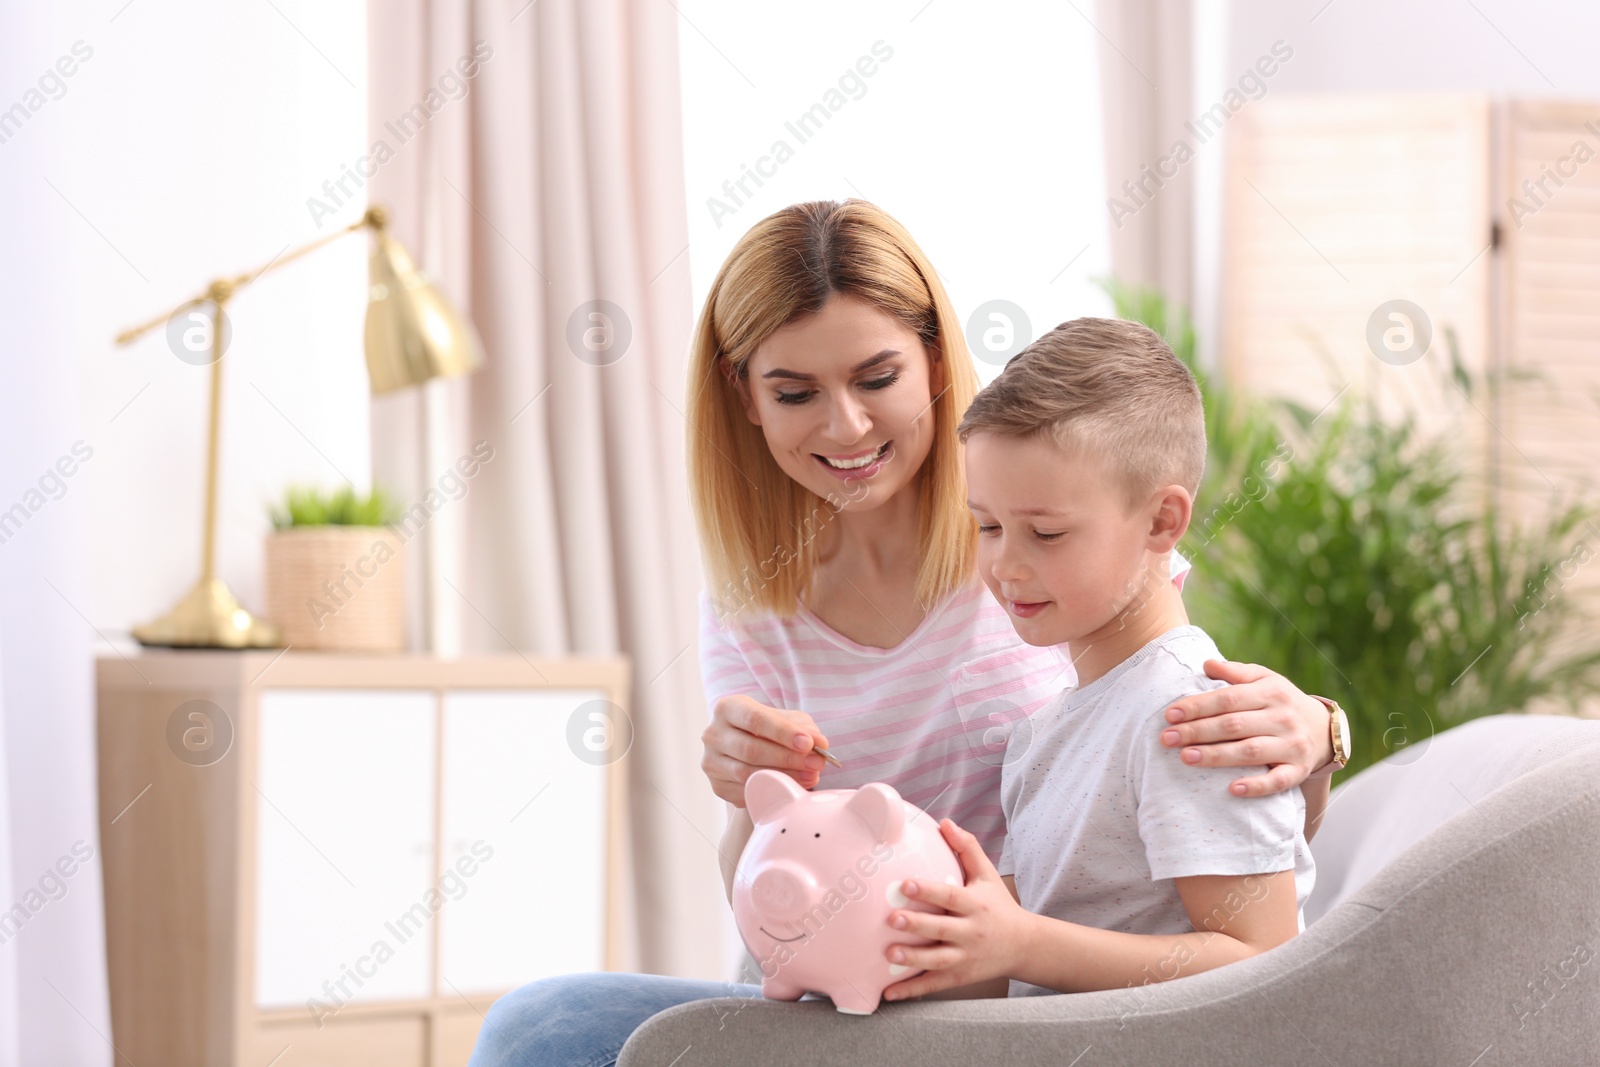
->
[1311, 695, 1351, 770]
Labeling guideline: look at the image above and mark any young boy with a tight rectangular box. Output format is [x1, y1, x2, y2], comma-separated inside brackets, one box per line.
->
[880, 317, 1314, 1000]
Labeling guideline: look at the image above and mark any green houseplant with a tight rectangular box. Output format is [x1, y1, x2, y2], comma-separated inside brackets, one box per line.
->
[264, 485, 408, 651]
[1102, 280, 1600, 776]
[269, 484, 403, 529]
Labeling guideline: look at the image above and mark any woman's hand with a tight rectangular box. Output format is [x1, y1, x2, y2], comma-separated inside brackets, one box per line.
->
[700, 694, 830, 807]
[880, 820, 1030, 1001]
[1159, 659, 1335, 797]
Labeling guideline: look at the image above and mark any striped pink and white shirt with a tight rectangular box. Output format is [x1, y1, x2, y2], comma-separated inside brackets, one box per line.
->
[698, 576, 1074, 863]
[698, 558, 1192, 863]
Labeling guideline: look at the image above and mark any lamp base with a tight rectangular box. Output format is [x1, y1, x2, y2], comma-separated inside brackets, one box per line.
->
[132, 577, 283, 649]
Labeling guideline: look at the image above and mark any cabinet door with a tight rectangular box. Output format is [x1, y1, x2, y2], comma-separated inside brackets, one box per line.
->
[439, 689, 611, 994]
[255, 690, 438, 1009]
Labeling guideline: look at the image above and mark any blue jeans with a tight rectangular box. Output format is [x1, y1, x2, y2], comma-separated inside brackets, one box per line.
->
[466, 972, 763, 1067]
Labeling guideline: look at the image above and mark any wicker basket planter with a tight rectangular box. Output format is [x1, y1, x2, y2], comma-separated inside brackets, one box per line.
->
[264, 526, 405, 650]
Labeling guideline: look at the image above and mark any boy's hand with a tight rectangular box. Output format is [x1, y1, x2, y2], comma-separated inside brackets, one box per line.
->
[880, 819, 1031, 1001]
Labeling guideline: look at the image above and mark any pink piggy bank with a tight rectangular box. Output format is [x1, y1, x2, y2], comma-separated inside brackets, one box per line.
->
[732, 769, 965, 1014]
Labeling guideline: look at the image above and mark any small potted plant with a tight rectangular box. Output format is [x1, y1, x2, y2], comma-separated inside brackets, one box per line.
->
[264, 485, 406, 650]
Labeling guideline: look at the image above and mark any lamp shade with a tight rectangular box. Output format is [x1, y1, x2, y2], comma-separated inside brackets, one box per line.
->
[364, 226, 485, 395]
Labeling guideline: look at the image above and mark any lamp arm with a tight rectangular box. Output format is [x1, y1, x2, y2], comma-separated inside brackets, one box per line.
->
[113, 207, 386, 345]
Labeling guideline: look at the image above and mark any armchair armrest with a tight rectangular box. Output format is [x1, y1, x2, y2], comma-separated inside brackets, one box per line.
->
[622, 740, 1600, 1066]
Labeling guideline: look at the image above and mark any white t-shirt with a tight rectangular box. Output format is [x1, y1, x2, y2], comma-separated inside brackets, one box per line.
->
[997, 625, 1315, 998]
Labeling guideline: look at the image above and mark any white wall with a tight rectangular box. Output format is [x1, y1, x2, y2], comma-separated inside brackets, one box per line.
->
[49, 0, 371, 640]
[0, 2, 366, 1062]
[1, 10, 103, 1061]
[1224, 0, 1600, 97]
[677, 0, 1111, 387]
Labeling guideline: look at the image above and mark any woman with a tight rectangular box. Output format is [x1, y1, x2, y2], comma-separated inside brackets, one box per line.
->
[467, 200, 1341, 1067]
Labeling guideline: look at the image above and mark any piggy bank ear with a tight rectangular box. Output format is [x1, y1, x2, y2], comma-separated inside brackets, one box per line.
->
[844, 782, 905, 844]
[746, 769, 806, 824]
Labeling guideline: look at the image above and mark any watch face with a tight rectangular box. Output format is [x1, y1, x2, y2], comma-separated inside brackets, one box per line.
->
[1334, 707, 1351, 758]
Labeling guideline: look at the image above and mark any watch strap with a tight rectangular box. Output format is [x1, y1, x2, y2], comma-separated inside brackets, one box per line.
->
[1308, 694, 1349, 772]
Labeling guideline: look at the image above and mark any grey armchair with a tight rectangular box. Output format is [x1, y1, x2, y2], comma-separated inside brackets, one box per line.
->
[619, 714, 1600, 1066]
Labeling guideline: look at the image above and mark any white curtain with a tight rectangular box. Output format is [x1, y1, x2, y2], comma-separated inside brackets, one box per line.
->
[0, 633, 15, 1067]
[1096, 0, 1197, 309]
[0, 10, 111, 1061]
[365, 0, 729, 978]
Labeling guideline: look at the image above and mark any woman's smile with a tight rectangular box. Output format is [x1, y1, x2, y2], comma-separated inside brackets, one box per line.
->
[736, 292, 942, 512]
[813, 441, 893, 479]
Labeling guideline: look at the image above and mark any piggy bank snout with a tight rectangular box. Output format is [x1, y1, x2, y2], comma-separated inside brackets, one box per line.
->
[750, 861, 821, 922]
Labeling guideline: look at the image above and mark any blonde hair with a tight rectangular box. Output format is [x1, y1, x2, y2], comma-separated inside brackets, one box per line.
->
[687, 200, 979, 621]
[957, 317, 1206, 506]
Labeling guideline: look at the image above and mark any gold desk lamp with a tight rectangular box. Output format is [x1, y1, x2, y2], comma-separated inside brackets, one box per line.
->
[114, 204, 484, 648]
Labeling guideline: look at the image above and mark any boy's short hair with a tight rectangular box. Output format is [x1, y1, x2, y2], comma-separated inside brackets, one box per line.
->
[956, 317, 1206, 506]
